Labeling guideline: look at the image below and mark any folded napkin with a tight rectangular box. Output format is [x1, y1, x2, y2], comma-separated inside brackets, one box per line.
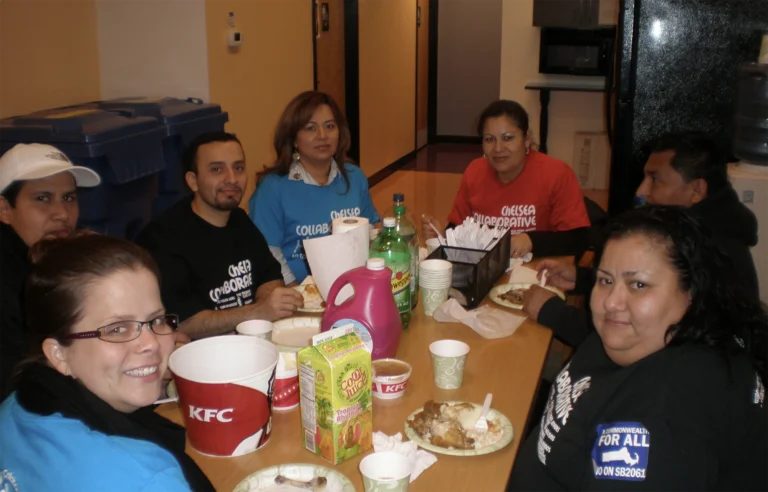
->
[507, 264, 540, 285]
[507, 252, 533, 271]
[432, 299, 526, 339]
[373, 432, 437, 482]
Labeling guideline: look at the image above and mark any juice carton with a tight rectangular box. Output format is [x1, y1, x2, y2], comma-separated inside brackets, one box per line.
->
[298, 326, 373, 464]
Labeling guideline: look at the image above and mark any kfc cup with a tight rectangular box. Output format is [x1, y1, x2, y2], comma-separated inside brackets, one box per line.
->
[272, 352, 299, 411]
[169, 336, 278, 457]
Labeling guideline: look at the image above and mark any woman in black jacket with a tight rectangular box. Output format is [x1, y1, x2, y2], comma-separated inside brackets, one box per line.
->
[509, 206, 767, 491]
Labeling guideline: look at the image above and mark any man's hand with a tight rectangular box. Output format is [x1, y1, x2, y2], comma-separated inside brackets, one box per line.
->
[173, 331, 191, 346]
[536, 259, 576, 292]
[250, 286, 304, 321]
[523, 285, 558, 321]
[510, 233, 533, 258]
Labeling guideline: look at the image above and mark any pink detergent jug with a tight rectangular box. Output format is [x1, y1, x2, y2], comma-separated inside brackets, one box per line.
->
[321, 258, 402, 360]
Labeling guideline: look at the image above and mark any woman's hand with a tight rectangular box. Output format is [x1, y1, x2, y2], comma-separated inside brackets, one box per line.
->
[536, 258, 577, 291]
[522, 285, 558, 321]
[510, 233, 533, 258]
[421, 214, 444, 240]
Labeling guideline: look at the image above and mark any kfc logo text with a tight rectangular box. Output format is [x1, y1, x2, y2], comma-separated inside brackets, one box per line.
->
[189, 406, 234, 423]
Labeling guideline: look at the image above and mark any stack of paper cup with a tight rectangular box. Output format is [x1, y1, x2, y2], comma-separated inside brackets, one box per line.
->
[419, 259, 453, 316]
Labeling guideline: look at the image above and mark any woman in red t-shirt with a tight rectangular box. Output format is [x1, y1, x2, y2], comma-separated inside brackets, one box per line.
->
[423, 100, 590, 257]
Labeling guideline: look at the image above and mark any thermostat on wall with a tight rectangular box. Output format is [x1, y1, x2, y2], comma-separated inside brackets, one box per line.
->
[228, 30, 242, 48]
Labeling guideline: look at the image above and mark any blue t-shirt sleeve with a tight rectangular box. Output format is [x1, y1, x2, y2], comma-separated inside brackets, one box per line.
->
[138, 467, 192, 492]
[249, 176, 285, 247]
[348, 164, 379, 224]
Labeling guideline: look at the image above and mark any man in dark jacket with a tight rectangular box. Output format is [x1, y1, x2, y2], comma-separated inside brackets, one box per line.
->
[0, 143, 100, 399]
[524, 131, 760, 347]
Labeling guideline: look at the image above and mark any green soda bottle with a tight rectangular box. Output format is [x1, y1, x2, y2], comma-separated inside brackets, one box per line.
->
[392, 193, 419, 309]
[370, 217, 412, 329]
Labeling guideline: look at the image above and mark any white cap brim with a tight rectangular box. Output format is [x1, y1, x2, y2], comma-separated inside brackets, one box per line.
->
[11, 163, 101, 189]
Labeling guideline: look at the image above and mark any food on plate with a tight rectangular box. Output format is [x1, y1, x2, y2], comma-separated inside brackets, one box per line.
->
[296, 283, 326, 310]
[407, 400, 502, 450]
[500, 287, 526, 305]
[274, 474, 327, 489]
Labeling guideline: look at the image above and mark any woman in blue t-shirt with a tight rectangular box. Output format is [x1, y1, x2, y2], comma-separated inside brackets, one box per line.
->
[0, 234, 212, 492]
[249, 91, 380, 285]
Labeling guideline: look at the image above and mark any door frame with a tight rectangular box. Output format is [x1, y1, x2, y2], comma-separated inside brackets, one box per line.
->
[311, 0, 361, 163]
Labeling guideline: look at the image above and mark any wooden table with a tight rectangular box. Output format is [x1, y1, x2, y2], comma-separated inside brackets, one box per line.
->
[157, 275, 555, 491]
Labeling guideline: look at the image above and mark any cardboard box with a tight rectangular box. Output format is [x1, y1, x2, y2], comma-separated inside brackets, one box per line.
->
[298, 327, 373, 464]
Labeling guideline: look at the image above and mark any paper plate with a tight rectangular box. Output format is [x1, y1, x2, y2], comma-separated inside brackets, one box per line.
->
[293, 284, 326, 313]
[488, 283, 565, 310]
[404, 401, 514, 457]
[271, 316, 322, 353]
[233, 463, 355, 492]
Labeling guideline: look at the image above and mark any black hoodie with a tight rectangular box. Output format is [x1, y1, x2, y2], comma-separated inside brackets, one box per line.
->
[537, 185, 760, 348]
[689, 183, 760, 300]
[0, 223, 30, 400]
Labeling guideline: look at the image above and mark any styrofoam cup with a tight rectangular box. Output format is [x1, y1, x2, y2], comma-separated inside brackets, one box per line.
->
[425, 238, 441, 254]
[236, 320, 273, 340]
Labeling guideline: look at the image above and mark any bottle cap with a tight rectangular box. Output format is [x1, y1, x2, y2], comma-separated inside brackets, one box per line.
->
[383, 217, 396, 227]
[393, 193, 404, 201]
[367, 258, 386, 271]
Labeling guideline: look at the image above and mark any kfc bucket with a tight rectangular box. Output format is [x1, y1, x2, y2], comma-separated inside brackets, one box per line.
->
[169, 336, 278, 457]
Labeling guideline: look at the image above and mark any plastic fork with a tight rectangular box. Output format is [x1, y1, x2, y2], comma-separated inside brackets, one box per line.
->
[474, 393, 493, 432]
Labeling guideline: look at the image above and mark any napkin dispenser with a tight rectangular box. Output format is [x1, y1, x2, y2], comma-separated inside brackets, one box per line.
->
[426, 229, 511, 309]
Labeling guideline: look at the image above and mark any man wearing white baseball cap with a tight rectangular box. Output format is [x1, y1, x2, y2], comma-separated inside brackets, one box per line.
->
[0, 143, 100, 399]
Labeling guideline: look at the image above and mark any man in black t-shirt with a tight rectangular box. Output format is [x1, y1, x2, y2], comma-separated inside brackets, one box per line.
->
[137, 132, 303, 339]
[522, 132, 760, 347]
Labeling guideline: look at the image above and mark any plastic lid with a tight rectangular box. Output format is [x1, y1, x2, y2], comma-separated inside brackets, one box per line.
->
[393, 193, 404, 201]
[383, 217, 396, 227]
[367, 258, 386, 270]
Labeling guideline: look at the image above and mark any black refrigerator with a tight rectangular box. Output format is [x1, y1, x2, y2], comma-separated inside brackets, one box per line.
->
[609, 0, 768, 213]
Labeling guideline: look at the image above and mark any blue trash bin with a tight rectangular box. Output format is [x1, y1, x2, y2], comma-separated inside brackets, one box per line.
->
[98, 97, 229, 215]
[0, 106, 166, 239]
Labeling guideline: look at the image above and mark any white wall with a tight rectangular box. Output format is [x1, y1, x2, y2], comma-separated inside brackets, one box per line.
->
[436, 0, 503, 137]
[96, 0, 210, 101]
[499, 0, 605, 165]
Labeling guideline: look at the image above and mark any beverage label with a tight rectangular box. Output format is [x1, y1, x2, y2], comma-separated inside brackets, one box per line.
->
[330, 318, 374, 353]
[388, 261, 411, 314]
[408, 236, 419, 299]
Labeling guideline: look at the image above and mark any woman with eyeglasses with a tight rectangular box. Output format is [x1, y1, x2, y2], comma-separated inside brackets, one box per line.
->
[0, 234, 212, 491]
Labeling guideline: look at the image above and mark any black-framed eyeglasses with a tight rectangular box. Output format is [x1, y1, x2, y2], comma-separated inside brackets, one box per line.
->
[63, 314, 180, 343]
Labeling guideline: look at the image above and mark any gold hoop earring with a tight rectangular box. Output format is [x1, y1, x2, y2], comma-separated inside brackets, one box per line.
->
[292, 147, 300, 161]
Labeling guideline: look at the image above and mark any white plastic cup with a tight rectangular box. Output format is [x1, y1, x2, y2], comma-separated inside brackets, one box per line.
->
[429, 339, 470, 389]
[360, 451, 413, 492]
[169, 336, 278, 456]
[236, 319, 273, 340]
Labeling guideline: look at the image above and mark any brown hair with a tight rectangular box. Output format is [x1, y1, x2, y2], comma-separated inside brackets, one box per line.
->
[257, 91, 352, 191]
[22, 233, 160, 363]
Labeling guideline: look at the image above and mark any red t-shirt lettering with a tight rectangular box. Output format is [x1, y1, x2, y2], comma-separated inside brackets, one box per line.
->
[447, 151, 590, 234]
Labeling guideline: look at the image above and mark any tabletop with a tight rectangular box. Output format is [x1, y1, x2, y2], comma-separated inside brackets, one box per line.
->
[157, 262, 560, 492]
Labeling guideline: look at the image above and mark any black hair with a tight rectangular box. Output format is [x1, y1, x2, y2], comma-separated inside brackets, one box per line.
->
[1, 180, 25, 208]
[476, 100, 530, 136]
[594, 205, 767, 381]
[648, 131, 729, 194]
[182, 132, 242, 174]
[258, 91, 352, 193]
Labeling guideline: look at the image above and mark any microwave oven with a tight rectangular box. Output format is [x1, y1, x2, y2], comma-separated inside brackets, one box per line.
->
[539, 27, 616, 77]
